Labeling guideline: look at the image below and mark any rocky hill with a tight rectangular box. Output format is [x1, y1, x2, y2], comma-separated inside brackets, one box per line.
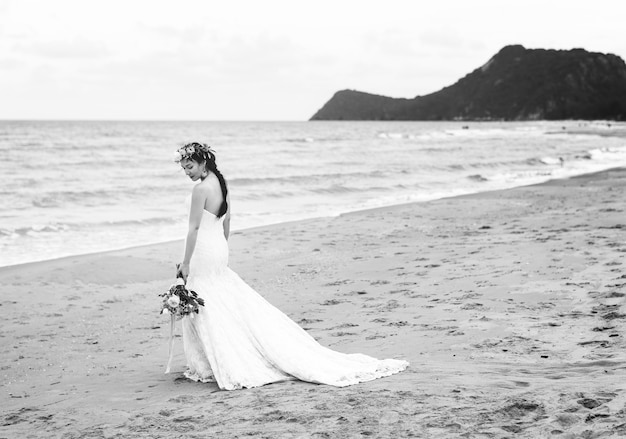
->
[310, 45, 626, 121]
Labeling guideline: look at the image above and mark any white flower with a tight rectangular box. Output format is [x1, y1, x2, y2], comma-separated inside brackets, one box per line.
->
[167, 294, 180, 307]
[173, 151, 182, 162]
[175, 278, 185, 286]
[161, 308, 170, 315]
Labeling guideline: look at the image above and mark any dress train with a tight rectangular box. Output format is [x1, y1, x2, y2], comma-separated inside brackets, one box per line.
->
[181, 204, 408, 390]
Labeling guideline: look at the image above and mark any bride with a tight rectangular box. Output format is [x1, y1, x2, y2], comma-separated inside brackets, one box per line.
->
[174, 142, 408, 390]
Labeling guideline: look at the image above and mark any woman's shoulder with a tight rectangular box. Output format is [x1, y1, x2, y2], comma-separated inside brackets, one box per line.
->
[195, 174, 221, 194]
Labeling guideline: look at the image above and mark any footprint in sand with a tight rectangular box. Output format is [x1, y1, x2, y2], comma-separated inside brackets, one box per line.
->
[298, 318, 322, 325]
[577, 393, 615, 409]
[343, 290, 367, 296]
[385, 321, 409, 327]
[370, 280, 390, 286]
[388, 289, 412, 295]
[321, 299, 344, 306]
[332, 331, 357, 337]
[3, 407, 42, 426]
[324, 279, 352, 287]
[492, 400, 544, 433]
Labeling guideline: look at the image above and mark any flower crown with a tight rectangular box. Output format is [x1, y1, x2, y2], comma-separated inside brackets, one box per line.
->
[173, 143, 216, 163]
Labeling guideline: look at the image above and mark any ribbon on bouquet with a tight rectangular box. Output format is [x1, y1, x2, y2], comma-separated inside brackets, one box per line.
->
[165, 313, 175, 374]
[164, 263, 184, 374]
[165, 314, 176, 373]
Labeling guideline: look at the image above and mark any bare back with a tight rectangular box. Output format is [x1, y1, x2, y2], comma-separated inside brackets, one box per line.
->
[196, 172, 223, 216]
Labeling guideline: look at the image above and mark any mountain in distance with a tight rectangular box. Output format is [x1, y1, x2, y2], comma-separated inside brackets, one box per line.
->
[310, 45, 626, 121]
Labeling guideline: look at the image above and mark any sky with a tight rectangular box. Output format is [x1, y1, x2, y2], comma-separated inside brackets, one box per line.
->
[1, 0, 625, 121]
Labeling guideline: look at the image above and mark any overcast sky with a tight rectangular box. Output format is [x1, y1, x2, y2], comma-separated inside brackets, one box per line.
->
[1, 0, 625, 120]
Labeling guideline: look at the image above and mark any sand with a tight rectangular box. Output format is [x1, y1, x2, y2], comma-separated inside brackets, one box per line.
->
[2, 168, 626, 438]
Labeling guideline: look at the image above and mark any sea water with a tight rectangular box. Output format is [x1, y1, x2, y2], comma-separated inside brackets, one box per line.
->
[1, 120, 625, 267]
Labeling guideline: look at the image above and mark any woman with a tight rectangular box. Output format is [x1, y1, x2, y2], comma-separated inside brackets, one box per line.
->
[175, 142, 408, 390]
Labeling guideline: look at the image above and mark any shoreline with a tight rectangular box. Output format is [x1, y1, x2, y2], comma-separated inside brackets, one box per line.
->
[3, 165, 625, 272]
[2, 167, 626, 437]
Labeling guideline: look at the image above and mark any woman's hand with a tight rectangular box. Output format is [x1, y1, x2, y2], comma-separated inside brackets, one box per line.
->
[177, 262, 190, 283]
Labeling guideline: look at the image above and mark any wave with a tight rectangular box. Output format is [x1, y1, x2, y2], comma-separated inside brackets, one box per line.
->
[283, 137, 315, 143]
[456, 149, 615, 171]
[0, 216, 183, 237]
[1, 223, 73, 237]
[530, 146, 626, 165]
[447, 164, 466, 171]
[29, 184, 174, 208]
[588, 146, 626, 160]
[376, 126, 545, 141]
[377, 132, 409, 139]
[238, 190, 297, 200]
[103, 216, 185, 228]
[309, 184, 398, 195]
[310, 184, 362, 194]
[31, 189, 125, 208]
[524, 156, 565, 166]
[229, 170, 386, 187]
[467, 174, 489, 182]
[547, 123, 626, 139]
[238, 182, 411, 199]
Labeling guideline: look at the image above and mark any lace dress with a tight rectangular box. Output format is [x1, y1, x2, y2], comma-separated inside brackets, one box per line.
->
[180, 200, 409, 390]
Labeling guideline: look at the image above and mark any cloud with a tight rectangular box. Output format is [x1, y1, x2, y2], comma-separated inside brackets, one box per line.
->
[217, 34, 307, 81]
[140, 23, 207, 45]
[16, 38, 110, 59]
[0, 57, 24, 68]
[418, 28, 468, 50]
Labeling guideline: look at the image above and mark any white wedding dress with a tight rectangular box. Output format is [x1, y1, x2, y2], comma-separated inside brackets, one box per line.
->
[181, 199, 408, 390]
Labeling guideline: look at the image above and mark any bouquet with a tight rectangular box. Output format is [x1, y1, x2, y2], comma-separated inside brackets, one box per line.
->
[161, 265, 205, 373]
[159, 277, 205, 319]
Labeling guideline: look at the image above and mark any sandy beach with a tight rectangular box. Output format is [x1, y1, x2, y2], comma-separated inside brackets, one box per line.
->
[2, 168, 626, 438]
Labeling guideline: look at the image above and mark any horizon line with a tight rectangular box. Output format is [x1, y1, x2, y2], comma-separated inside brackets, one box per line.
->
[0, 118, 310, 123]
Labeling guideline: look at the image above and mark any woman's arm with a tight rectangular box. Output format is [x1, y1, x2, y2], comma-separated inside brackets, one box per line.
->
[179, 185, 207, 279]
[223, 192, 231, 240]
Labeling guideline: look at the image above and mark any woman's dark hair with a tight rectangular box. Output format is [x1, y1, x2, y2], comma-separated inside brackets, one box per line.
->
[184, 142, 228, 218]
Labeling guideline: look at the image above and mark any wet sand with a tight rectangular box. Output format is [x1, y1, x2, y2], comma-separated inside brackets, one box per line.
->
[2, 168, 626, 438]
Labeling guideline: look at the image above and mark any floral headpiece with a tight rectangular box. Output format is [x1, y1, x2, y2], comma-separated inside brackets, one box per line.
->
[173, 142, 216, 163]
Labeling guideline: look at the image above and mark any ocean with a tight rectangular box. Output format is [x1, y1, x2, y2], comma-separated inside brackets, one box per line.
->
[1, 120, 625, 268]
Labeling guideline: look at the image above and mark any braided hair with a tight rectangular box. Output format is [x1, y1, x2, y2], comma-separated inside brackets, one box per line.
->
[179, 142, 229, 218]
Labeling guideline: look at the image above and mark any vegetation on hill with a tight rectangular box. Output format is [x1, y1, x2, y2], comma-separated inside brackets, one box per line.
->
[310, 45, 626, 121]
